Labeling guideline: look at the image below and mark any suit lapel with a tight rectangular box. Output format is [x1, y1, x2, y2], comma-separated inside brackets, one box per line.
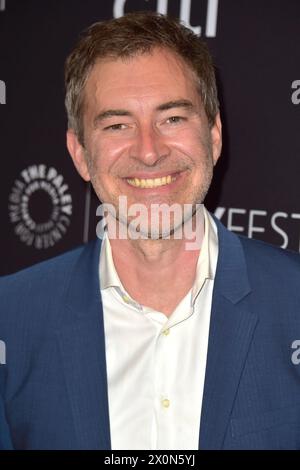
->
[57, 239, 111, 449]
[199, 219, 259, 449]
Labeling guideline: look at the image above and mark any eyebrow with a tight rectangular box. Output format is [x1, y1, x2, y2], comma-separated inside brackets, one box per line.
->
[93, 109, 132, 127]
[156, 99, 195, 112]
[93, 99, 196, 128]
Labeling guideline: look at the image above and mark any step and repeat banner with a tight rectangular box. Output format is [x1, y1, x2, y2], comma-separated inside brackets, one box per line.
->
[0, 0, 299, 275]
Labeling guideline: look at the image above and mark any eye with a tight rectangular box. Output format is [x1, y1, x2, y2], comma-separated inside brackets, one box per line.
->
[103, 123, 128, 131]
[165, 116, 186, 125]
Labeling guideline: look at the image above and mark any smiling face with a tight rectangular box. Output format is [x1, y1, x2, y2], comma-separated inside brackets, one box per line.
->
[67, 47, 222, 235]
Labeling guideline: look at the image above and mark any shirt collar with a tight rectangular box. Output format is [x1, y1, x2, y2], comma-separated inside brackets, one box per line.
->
[100, 227, 123, 290]
[191, 205, 218, 304]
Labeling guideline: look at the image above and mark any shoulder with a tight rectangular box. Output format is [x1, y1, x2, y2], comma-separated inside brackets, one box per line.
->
[213, 214, 300, 273]
[213, 216, 300, 311]
[237, 235, 300, 318]
[238, 234, 300, 267]
[1, 243, 86, 293]
[238, 234, 300, 279]
[0, 239, 100, 328]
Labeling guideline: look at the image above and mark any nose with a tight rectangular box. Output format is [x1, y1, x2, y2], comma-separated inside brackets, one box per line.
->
[130, 124, 170, 166]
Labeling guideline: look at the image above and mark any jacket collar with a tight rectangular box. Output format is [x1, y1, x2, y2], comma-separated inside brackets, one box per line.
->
[58, 238, 111, 449]
[199, 217, 258, 449]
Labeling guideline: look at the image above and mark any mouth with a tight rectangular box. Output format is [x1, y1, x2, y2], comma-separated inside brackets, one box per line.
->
[125, 173, 179, 189]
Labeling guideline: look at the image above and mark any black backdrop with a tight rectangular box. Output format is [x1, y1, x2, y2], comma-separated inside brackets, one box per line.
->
[0, 0, 299, 276]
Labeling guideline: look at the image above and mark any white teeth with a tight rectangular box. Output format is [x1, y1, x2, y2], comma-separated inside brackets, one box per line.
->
[126, 174, 177, 188]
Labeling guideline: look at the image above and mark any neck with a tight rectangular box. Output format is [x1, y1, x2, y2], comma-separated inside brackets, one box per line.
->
[108, 213, 204, 316]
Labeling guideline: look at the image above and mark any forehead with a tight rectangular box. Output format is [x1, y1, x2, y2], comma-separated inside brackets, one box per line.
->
[83, 48, 200, 110]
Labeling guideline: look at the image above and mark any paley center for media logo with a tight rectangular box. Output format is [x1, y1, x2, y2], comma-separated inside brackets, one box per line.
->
[8, 164, 73, 249]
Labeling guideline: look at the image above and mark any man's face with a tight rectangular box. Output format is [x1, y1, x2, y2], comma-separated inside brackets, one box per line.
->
[67, 47, 222, 235]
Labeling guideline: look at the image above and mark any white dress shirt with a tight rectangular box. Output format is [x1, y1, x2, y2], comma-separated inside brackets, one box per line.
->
[99, 206, 218, 450]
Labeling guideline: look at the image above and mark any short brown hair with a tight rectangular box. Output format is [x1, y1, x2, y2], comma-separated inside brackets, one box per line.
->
[65, 11, 219, 145]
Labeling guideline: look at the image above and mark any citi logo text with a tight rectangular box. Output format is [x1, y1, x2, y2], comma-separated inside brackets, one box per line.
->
[113, 0, 219, 37]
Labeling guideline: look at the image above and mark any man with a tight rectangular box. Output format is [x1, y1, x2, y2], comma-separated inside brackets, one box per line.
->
[1, 11, 300, 450]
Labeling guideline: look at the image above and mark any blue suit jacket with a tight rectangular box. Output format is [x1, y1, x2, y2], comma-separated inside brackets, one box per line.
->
[1, 217, 300, 449]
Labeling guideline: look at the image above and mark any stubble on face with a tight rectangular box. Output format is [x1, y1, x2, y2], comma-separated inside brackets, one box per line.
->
[84, 131, 214, 240]
[80, 49, 217, 240]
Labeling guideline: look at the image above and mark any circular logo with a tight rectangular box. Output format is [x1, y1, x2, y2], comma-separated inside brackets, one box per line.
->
[8, 164, 73, 249]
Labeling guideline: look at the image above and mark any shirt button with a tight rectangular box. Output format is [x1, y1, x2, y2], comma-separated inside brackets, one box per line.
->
[162, 398, 170, 408]
[162, 328, 170, 336]
[122, 295, 130, 303]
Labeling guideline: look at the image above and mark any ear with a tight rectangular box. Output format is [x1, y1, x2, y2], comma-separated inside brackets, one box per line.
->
[210, 112, 222, 166]
[66, 129, 91, 182]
